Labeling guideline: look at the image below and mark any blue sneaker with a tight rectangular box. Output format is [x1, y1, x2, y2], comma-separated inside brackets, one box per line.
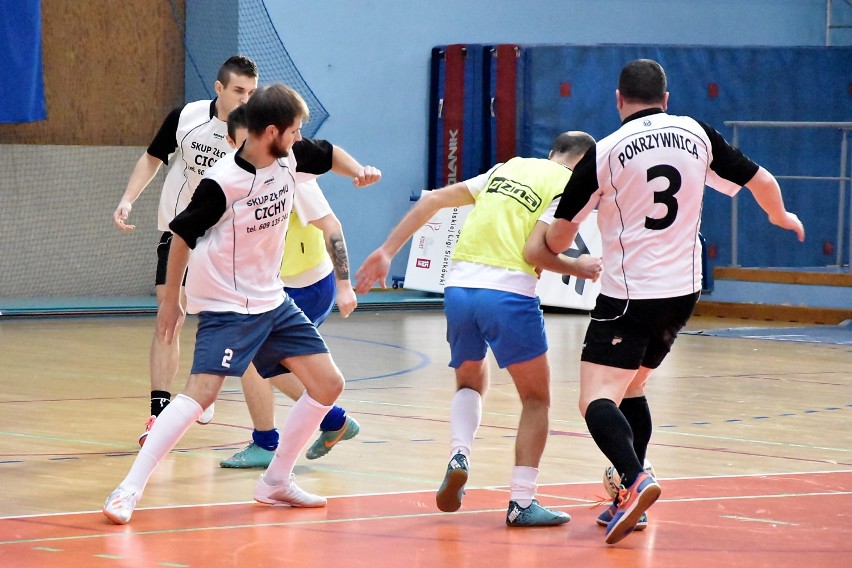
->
[605, 472, 661, 544]
[220, 442, 274, 468]
[506, 500, 571, 527]
[306, 416, 361, 460]
[436, 453, 469, 512]
[596, 502, 648, 530]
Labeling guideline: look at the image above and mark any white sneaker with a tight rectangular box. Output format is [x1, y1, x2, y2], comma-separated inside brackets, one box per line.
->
[197, 403, 215, 425]
[253, 474, 327, 507]
[103, 486, 141, 525]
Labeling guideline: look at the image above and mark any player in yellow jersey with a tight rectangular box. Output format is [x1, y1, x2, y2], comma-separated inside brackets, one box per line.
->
[220, 105, 362, 468]
[356, 132, 602, 527]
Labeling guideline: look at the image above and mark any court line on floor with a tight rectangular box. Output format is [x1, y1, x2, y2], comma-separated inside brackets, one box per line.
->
[1, 479, 849, 546]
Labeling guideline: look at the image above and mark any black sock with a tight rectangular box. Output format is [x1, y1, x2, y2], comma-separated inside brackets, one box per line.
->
[619, 396, 652, 464]
[151, 390, 171, 417]
[585, 398, 642, 488]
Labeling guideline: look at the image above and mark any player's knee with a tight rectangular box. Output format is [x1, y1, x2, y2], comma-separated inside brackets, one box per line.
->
[328, 373, 344, 398]
[518, 389, 550, 408]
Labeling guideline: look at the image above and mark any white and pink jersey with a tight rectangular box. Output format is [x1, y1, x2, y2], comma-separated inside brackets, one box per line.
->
[555, 109, 758, 300]
[169, 139, 333, 314]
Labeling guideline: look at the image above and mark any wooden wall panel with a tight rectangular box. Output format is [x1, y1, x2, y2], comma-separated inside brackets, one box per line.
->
[0, 0, 185, 146]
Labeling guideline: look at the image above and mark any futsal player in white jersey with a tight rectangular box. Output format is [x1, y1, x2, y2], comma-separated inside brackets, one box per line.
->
[526, 59, 805, 545]
[103, 84, 381, 525]
[220, 106, 361, 469]
[356, 132, 603, 527]
[112, 56, 259, 443]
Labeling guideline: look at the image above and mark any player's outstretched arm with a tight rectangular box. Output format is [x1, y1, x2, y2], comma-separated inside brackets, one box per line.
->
[113, 153, 162, 232]
[311, 213, 357, 318]
[744, 167, 805, 242]
[328, 145, 382, 188]
[354, 183, 474, 294]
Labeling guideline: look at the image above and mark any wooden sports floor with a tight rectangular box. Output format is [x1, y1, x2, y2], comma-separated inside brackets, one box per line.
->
[0, 309, 850, 567]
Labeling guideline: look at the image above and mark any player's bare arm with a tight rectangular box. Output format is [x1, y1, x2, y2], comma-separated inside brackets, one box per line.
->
[113, 153, 163, 232]
[328, 145, 382, 188]
[544, 218, 581, 255]
[311, 213, 357, 318]
[744, 167, 805, 242]
[525, 221, 602, 281]
[354, 182, 474, 293]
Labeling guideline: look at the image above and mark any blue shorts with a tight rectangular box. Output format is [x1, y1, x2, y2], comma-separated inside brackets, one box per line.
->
[444, 287, 547, 369]
[285, 271, 336, 327]
[191, 296, 329, 379]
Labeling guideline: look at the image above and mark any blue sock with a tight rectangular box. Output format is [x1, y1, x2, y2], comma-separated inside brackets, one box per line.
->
[252, 428, 279, 451]
[319, 406, 346, 432]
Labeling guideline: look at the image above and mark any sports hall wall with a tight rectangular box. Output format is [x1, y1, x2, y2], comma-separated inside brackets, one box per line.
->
[1, 0, 848, 306]
[0, 0, 184, 300]
[513, 45, 852, 268]
[260, 1, 851, 281]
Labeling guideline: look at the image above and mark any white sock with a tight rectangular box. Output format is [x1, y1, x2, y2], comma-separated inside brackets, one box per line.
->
[449, 388, 481, 459]
[263, 392, 331, 486]
[121, 394, 202, 492]
[510, 466, 539, 508]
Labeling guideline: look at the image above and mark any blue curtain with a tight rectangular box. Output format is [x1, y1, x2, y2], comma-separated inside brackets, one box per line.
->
[0, 0, 46, 123]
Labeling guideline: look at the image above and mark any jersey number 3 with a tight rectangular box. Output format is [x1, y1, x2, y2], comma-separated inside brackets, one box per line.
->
[644, 164, 680, 231]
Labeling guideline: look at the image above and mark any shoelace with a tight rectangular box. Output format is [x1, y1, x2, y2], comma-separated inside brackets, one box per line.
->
[587, 493, 615, 510]
[616, 486, 631, 507]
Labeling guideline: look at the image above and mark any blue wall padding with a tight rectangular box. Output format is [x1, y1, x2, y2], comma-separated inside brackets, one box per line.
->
[516, 45, 852, 268]
[427, 44, 492, 195]
[0, 0, 46, 123]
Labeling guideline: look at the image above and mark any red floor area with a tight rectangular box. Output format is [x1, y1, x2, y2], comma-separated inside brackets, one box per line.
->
[1, 471, 849, 567]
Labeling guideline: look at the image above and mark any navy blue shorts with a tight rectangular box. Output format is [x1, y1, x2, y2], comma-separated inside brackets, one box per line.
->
[581, 292, 700, 370]
[444, 287, 547, 369]
[191, 296, 329, 379]
[285, 271, 336, 327]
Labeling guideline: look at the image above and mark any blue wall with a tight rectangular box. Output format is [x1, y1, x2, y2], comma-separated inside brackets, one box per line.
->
[193, 0, 841, 279]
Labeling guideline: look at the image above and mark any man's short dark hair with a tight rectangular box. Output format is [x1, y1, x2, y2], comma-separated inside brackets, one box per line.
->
[244, 83, 310, 135]
[550, 131, 595, 158]
[618, 59, 667, 104]
[227, 105, 248, 141]
[217, 55, 259, 86]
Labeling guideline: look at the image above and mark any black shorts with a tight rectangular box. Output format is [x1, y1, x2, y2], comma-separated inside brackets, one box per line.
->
[155, 231, 187, 287]
[580, 292, 700, 370]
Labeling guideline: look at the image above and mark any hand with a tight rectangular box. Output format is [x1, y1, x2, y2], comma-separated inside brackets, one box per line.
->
[157, 299, 185, 345]
[353, 166, 382, 188]
[336, 281, 358, 318]
[354, 249, 391, 294]
[768, 211, 805, 242]
[113, 200, 136, 232]
[573, 254, 604, 282]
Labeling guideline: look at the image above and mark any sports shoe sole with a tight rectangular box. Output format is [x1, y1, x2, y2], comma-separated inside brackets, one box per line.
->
[596, 514, 648, 531]
[605, 483, 661, 544]
[102, 507, 128, 525]
[436, 467, 468, 512]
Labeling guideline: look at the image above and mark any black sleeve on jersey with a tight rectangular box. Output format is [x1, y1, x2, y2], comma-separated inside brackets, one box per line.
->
[168, 179, 227, 249]
[554, 146, 600, 221]
[698, 121, 760, 186]
[292, 138, 334, 175]
[146, 107, 183, 165]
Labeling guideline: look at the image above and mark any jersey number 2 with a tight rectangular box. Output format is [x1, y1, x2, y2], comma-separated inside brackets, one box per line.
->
[221, 348, 233, 368]
[644, 164, 680, 231]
